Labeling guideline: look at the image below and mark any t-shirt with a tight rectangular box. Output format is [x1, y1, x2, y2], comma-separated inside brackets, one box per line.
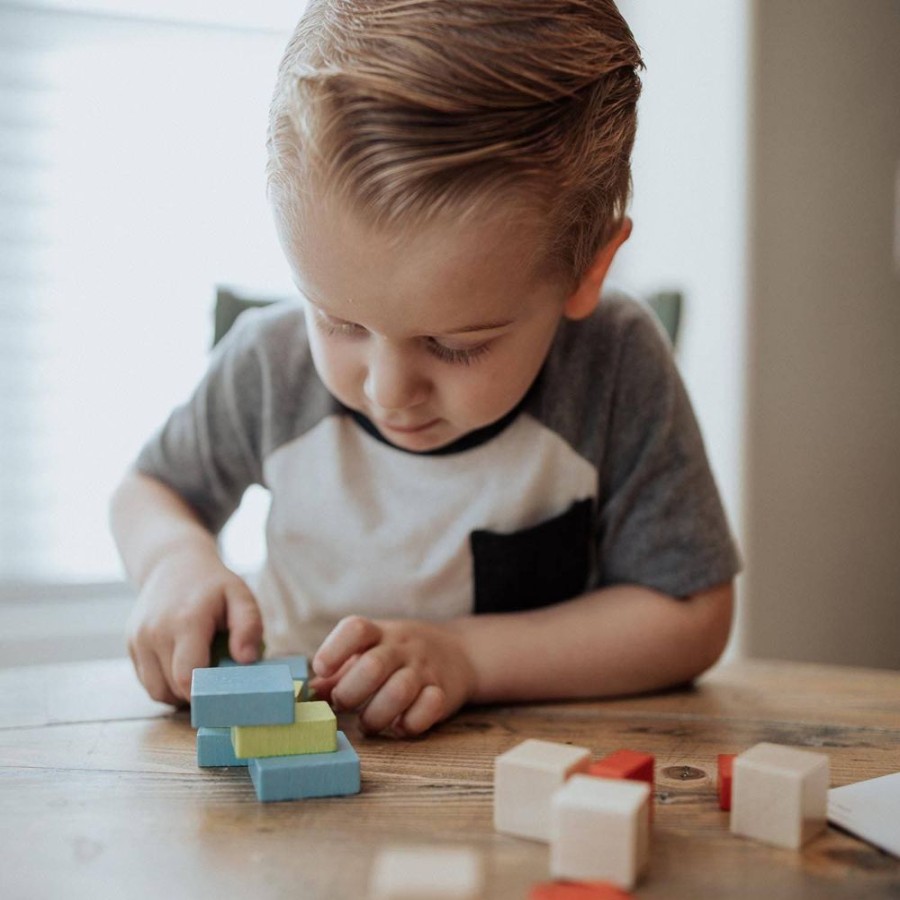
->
[136, 293, 740, 658]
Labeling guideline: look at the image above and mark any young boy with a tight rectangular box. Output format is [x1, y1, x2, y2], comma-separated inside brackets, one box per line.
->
[110, 0, 739, 738]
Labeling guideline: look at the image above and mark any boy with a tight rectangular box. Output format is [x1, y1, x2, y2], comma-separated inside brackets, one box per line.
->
[110, 0, 739, 738]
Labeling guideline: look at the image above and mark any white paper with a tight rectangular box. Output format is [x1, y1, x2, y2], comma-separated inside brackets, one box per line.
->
[828, 772, 900, 858]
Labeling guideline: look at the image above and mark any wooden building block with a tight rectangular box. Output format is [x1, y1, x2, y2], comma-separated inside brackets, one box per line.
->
[293, 679, 309, 701]
[196, 727, 247, 768]
[260, 654, 309, 681]
[730, 742, 829, 849]
[551, 775, 650, 890]
[529, 882, 633, 899]
[232, 700, 337, 759]
[190, 664, 294, 728]
[369, 845, 484, 899]
[208, 630, 267, 667]
[494, 739, 591, 842]
[588, 749, 655, 821]
[248, 730, 360, 802]
[587, 750, 654, 788]
[718, 754, 735, 811]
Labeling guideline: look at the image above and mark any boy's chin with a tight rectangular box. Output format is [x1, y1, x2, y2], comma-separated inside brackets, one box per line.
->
[376, 419, 455, 453]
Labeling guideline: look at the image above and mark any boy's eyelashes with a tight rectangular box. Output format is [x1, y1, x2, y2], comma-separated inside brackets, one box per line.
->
[312, 311, 494, 366]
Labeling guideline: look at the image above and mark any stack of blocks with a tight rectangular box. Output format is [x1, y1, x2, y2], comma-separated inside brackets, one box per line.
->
[191, 653, 361, 803]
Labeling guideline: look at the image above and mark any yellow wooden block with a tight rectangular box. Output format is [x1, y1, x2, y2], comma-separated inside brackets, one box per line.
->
[231, 700, 337, 759]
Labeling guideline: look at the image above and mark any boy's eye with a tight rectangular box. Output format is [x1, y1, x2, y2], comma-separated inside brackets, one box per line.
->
[426, 339, 492, 366]
[313, 307, 492, 365]
[314, 312, 365, 338]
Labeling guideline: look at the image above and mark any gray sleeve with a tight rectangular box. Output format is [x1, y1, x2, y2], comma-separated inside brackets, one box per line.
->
[596, 307, 741, 598]
[135, 313, 268, 534]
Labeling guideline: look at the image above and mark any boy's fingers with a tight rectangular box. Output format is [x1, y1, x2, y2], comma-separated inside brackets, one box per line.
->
[358, 667, 420, 736]
[330, 644, 399, 712]
[133, 644, 179, 707]
[224, 580, 264, 663]
[313, 616, 382, 679]
[398, 684, 447, 736]
[308, 654, 359, 701]
[171, 628, 215, 700]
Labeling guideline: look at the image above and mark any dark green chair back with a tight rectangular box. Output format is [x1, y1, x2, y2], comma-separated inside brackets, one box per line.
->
[213, 287, 280, 347]
[647, 290, 682, 347]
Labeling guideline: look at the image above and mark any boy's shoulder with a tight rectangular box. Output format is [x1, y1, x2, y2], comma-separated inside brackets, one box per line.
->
[222, 298, 308, 355]
[547, 290, 674, 380]
[584, 291, 669, 343]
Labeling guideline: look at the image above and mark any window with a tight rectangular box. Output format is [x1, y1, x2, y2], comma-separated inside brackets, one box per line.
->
[0, 2, 299, 590]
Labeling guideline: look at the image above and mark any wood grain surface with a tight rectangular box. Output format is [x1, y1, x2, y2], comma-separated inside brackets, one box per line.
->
[1, 657, 898, 899]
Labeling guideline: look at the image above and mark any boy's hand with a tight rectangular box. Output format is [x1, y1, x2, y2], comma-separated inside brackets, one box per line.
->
[311, 616, 477, 737]
[126, 545, 263, 706]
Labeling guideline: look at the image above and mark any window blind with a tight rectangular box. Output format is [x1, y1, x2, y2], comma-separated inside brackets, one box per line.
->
[0, 3, 295, 589]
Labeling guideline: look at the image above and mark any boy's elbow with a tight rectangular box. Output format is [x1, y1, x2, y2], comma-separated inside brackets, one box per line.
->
[685, 580, 735, 679]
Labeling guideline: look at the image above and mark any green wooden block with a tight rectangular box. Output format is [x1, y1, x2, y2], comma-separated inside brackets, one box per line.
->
[232, 700, 337, 759]
[209, 630, 267, 668]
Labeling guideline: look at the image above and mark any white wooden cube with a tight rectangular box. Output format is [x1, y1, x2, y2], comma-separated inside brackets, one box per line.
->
[550, 774, 650, 889]
[730, 742, 829, 849]
[494, 738, 591, 842]
[368, 846, 483, 899]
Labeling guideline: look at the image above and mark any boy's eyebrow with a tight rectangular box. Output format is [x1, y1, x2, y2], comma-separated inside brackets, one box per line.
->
[442, 319, 515, 335]
[301, 289, 515, 336]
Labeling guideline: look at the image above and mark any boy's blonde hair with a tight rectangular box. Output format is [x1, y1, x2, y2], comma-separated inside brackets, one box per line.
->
[267, 0, 643, 286]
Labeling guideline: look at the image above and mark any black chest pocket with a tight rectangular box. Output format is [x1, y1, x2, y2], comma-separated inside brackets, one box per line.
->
[470, 498, 594, 614]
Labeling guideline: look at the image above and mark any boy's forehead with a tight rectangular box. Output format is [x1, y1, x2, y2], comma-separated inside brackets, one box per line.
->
[282, 193, 561, 331]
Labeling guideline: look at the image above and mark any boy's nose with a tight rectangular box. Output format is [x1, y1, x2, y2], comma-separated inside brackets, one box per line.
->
[363, 341, 428, 412]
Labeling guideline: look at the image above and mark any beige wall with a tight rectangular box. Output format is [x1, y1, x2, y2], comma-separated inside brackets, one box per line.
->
[744, 1, 900, 667]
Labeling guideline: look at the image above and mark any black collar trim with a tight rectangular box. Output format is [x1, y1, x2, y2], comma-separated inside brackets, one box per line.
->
[346, 401, 524, 456]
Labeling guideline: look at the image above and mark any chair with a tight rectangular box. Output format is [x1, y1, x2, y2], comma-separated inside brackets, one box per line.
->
[213, 287, 282, 347]
[646, 290, 682, 347]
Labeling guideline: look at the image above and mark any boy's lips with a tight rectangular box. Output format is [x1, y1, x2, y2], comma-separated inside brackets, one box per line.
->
[377, 418, 440, 434]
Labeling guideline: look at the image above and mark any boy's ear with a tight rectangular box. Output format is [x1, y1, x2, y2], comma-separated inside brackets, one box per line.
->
[563, 218, 633, 321]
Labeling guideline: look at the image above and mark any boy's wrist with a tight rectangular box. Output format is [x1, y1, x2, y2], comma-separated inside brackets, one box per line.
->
[443, 616, 491, 706]
[138, 530, 222, 588]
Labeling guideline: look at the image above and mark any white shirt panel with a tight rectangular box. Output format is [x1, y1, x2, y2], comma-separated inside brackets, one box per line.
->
[256, 411, 596, 658]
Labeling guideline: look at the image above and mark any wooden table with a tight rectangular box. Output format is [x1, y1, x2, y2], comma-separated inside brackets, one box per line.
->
[1, 657, 898, 899]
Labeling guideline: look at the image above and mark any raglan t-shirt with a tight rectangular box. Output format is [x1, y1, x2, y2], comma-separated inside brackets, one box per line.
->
[136, 293, 740, 659]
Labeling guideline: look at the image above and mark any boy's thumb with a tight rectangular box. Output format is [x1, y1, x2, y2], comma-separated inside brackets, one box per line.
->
[224, 581, 264, 663]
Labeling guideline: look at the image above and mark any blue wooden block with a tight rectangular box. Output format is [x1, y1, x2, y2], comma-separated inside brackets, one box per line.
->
[248, 731, 361, 802]
[259, 655, 309, 681]
[190, 664, 295, 728]
[197, 727, 247, 767]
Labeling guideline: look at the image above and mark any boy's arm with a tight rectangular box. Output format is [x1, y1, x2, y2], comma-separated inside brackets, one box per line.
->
[312, 580, 733, 736]
[447, 580, 734, 703]
[110, 471, 263, 704]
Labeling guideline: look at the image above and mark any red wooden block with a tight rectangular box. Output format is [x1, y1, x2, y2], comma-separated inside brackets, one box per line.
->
[529, 882, 634, 899]
[587, 749, 655, 788]
[718, 753, 735, 811]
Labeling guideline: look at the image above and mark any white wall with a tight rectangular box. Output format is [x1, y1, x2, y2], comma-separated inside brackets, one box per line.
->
[614, 1, 749, 654]
[744, 0, 900, 668]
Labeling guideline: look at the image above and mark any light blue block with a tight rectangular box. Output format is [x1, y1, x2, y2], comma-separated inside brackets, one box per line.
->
[259, 655, 309, 681]
[197, 727, 248, 767]
[248, 731, 361, 802]
[190, 664, 295, 728]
